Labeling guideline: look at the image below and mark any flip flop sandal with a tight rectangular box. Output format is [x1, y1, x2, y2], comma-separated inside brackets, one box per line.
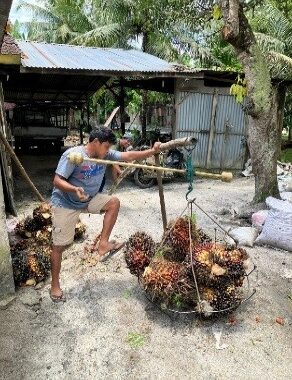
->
[49, 290, 67, 303]
[99, 242, 125, 263]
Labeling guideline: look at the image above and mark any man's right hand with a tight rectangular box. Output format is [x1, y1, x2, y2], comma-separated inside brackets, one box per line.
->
[75, 187, 89, 201]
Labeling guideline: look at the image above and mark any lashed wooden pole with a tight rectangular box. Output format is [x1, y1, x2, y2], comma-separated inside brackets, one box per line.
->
[155, 153, 167, 230]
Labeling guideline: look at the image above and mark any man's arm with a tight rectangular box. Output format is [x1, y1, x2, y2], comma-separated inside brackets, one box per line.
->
[53, 174, 89, 201]
[120, 141, 161, 162]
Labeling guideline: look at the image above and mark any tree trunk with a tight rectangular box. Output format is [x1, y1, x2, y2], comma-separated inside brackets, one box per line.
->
[248, 85, 285, 202]
[220, 0, 286, 203]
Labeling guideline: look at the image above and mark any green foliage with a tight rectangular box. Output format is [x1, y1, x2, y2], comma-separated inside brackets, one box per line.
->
[230, 76, 247, 103]
[171, 294, 183, 308]
[122, 288, 132, 299]
[126, 332, 146, 348]
[127, 90, 142, 115]
[92, 88, 116, 125]
[280, 148, 292, 163]
[212, 4, 222, 20]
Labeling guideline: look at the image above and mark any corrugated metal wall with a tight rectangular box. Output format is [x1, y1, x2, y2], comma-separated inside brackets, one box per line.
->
[176, 91, 247, 171]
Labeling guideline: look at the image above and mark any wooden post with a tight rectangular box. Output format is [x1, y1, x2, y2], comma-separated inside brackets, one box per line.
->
[155, 153, 167, 230]
[206, 92, 218, 169]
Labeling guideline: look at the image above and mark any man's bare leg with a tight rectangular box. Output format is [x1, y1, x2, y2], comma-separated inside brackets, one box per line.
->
[50, 245, 66, 297]
[98, 197, 122, 256]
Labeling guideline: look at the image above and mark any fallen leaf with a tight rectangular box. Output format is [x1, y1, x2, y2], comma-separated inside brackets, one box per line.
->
[276, 317, 284, 326]
[227, 315, 237, 325]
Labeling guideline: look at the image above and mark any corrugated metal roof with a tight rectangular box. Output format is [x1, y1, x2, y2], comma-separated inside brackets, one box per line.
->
[17, 40, 191, 74]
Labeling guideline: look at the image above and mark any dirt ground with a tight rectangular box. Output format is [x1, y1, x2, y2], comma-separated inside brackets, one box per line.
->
[0, 150, 292, 380]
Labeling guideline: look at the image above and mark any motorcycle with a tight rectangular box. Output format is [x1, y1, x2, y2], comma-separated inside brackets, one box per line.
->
[133, 147, 186, 189]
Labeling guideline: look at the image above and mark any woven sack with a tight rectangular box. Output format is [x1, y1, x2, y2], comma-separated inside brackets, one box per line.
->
[255, 197, 292, 252]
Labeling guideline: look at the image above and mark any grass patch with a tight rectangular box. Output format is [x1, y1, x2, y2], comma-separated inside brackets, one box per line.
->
[280, 148, 292, 163]
[126, 332, 146, 348]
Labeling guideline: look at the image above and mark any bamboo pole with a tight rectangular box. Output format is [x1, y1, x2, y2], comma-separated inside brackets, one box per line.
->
[67, 152, 233, 182]
[68, 153, 185, 173]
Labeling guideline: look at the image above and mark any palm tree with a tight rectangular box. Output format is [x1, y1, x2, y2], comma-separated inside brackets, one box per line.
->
[14, 0, 91, 43]
[215, 0, 292, 202]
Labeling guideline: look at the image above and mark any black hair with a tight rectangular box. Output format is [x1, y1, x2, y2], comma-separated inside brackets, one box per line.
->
[89, 126, 117, 144]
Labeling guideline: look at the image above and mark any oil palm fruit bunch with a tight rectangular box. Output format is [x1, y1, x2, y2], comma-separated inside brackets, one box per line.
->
[27, 252, 51, 282]
[35, 226, 52, 245]
[125, 232, 156, 276]
[210, 284, 241, 312]
[10, 240, 51, 285]
[32, 202, 52, 228]
[198, 284, 241, 313]
[187, 243, 231, 287]
[212, 245, 248, 284]
[162, 216, 199, 262]
[15, 216, 39, 238]
[10, 240, 30, 284]
[141, 259, 194, 307]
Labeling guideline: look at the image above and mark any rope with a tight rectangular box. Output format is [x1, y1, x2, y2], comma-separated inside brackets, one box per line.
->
[185, 146, 196, 200]
[187, 201, 202, 314]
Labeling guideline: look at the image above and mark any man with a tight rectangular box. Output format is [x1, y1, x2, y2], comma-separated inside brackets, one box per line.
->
[50, 126, 160, 302]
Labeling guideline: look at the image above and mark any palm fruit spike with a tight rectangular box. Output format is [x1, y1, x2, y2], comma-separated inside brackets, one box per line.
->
[125, 232, 156, 276]
[74, 221, 86, 240]
[11, 242, 30, 285]
[125, 248, 152, 277]
[35, 226, 52, 245]
[15, 217, 38, 238]
[212, 245, 248, 284]
[141, 259, 194, 307]
[24, 216, 39, 232]
[126, 232, 156, 253]
[33, 202, 52, 228]
[211, 284, 241, 311]
[27, 252, 51, 282]
[187, 243, 231, 288]
[162, 216, 199, 262]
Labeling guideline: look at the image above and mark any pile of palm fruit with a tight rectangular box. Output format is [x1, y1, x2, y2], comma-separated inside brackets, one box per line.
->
[11, 203, 86, 286]
[125, 216, 249, 316]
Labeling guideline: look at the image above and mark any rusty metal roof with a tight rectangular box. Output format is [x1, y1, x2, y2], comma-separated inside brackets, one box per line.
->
[17, 40, 192, 75]
[1, 33, 21, 55]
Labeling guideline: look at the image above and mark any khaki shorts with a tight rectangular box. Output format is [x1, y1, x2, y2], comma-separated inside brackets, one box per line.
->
[52, 193, 112, 246]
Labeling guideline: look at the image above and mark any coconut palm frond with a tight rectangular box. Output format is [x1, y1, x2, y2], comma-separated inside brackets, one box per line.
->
[264, 3, 292, 46]
[94, 0, 133, 17]
[56, 24, 74, 44]
[268, 51, 292, 79]
[18, 1, 59, 23]
[254, 32, 286, 53]
[171, 30, 219, 67]
[145, 32, 177, 61]
[70, 23, 122, 47]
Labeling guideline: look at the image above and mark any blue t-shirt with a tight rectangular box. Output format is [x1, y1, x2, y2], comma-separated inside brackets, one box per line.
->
[51, 145, 122, 209]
